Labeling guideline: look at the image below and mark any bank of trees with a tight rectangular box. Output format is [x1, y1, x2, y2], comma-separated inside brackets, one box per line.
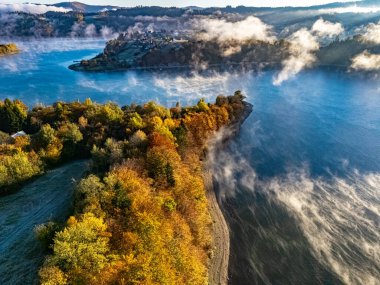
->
[0, 93, 247, 284]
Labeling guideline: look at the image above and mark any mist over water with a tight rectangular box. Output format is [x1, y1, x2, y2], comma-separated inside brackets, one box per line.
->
[209, 73, 380, 284]
[0, 39, 379, 284]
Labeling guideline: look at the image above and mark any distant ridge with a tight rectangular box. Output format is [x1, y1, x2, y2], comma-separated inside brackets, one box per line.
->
[185, 6, 204, 10]
[53, 1, 119, 13]
[51, 0, 377, 13]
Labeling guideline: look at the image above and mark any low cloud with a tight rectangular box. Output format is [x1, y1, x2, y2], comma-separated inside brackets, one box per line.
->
[0, 13, 19, 36]
[318, 6, 380, 14]
[273, 28, 319, 85]
[196, 16, 276, 43]
[208, 130, 380, 285]
[361, 21, 380, 44]
[100, 26, 118, 39]
[274, 18, 344, 85]
[85, 24, 97, 37]
[271, 169, 380, 285]
[134, 15, 176, 22]
[0, 4, 71, 14]
[70, 22, 89, 37]
[350, 51, 380, 71]
[207, 128, 257, 201]
[311, 18, 344, 38]
[222, 46, 242, 57]
[153, 72, 234, 100]
[70, 22, 104, 38]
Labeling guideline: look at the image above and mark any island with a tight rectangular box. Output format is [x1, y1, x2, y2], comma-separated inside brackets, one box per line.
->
[0, 93, 252, 284]
[69, 32, 289, 72]
[0, 43, 19, 56]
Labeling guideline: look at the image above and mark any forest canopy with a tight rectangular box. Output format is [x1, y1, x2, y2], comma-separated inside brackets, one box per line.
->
[0, 93, 249, 284]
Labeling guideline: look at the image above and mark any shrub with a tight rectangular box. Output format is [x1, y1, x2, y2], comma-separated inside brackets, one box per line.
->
[39, 266, 68, 285]
[35, 221, 60, 247]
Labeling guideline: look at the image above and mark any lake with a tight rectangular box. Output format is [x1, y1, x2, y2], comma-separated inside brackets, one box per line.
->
[0, 38, 379, 285]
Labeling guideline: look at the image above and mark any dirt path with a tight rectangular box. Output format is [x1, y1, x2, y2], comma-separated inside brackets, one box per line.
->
[205, 170, 230, 285]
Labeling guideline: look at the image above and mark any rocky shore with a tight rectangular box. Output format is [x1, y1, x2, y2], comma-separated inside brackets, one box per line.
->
[206, 101, 253, 285]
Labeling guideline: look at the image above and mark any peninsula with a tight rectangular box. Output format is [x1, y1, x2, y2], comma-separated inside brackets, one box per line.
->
[0, 93, 252, 284]
[0, 43, 19, 56]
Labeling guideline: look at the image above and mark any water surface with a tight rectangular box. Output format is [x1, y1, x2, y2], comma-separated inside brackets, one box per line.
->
[0, 39, 379, 285]
[0, 161, 88, 285]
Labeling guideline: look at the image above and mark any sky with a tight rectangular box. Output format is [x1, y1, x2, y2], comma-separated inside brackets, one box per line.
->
[4, 0, 359, 8]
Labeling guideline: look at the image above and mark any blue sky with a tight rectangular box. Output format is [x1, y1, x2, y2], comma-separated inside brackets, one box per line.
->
[5, 1, 358, 8]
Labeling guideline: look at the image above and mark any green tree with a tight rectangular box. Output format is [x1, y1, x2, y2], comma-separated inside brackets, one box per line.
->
[146, 146, 179, 186]
[33, 124, 63, 163]
[35, 221, 61, 247]
[0, 130, 9, 144]
[75, 175, 105, 214]
[0, 99, 28, 133]
[128, 112, 144, 130]
[129, 130, 147, 147]
[163, 198, 177, 212]
[91, 138, 125, 172]
[0, 152, 42, 187]
[50, 213, 110, 272]
[58, 122, 83, 143]
[196, 98, 210, 112]
[35, 124, 57, 149]
[39, 266, 68, 285]
[143, 101, 171, 118]
[86, 102, 124, 124]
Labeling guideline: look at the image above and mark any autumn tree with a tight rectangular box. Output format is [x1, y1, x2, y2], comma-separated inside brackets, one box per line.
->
[0, 151, 42, 188]
[45, 213, 110, 283]
[34, 124, 63, 163]
[9, 93, 250, 285]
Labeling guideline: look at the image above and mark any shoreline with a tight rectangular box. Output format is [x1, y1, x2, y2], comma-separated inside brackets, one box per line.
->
[205, 169, 230, 285]
[206, 102, 253, 285]
[0, 51, 19, 57]
[0, 43, 19, 57]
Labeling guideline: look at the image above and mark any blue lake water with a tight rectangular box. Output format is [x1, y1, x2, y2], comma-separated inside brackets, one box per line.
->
[0, 38, 379, 284]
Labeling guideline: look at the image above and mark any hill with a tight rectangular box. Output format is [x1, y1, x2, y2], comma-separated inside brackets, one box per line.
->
[54, 1, 118, 13]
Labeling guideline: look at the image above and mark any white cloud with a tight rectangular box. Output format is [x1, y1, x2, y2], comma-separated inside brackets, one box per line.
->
[134, 15, 175, 22]
[100, 26, 118, 39]
[273, 28, 319, 85]
[350, 51, 380, 71]
[0, 4, 71, 14]
[196, 16, 276, 43]
[318, 6, 380, 14]
[361, 21, 380, 44]
[312, 18, 344, 38]
[222, 46, 242, 56]
[78, 79, 108, 92]
[153, 71, 242, 102]
[274, 18, 344, 85]
[70, 22, 101, 38]
[85, 24, 97, 38]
